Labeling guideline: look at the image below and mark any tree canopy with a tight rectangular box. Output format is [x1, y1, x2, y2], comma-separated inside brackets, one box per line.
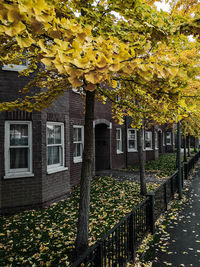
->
[0, 0, 200, 126]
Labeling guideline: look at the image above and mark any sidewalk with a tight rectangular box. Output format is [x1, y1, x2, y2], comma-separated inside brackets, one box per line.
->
[146, 163, 200, 266]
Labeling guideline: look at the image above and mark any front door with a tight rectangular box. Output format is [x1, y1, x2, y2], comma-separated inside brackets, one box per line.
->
[95, 124, 110, 171]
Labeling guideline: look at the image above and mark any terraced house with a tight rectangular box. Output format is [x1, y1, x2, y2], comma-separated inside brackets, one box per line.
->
[0, 64, 175, 215]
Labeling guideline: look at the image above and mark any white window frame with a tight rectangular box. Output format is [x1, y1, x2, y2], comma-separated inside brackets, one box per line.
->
[163, 132, 165, 146]
[47, 122, 67, 174]
[4, 121, 33, 179]
[116, 128, 123, 154]
[173, 132, 175, 145]
[166, 132, 172, 145]
[73, 125, 84, 163]
[127, 128, 137, 152]
[145, 131, 153, 150]
[155, 131, 158, 150]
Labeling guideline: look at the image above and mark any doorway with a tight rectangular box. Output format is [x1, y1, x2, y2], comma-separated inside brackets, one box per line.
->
[95, 124, 110, 171]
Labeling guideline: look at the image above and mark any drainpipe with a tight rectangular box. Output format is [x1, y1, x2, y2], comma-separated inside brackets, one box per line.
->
[125, 116, 128, 168]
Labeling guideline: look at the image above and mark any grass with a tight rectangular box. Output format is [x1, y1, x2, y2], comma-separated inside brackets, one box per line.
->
[0, 176, 158, 266]
[127, 153, 178, 177]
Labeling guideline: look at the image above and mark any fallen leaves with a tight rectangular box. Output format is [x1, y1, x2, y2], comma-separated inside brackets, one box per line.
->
[0, 176, 157, 266]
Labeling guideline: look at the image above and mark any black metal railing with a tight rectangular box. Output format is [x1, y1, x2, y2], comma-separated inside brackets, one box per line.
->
[184, 151, 200, 179]
[71, 152, 200, 267]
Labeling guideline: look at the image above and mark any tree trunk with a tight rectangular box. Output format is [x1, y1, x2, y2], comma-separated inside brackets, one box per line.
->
[184, 136, 187, 162]
[194, 137, 197, 152]
[75, 90, 95, 255]
[137, 128, 147, 195]
[187, 134, 191, 157]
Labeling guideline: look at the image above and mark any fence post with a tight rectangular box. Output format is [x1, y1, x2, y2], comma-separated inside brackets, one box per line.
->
[146, 193, 155, 234]
[164, 183, 167, 211]
[184, 162, 188, 180]
[129, 212, 135, 260]
[95, 241, 103, 267]
[181, 167, 184, 188]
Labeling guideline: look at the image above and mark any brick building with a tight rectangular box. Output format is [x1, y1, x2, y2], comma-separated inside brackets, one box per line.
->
[0, 66, 175, 215]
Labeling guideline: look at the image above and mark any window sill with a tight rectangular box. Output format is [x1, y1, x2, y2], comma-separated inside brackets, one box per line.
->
[2, 64, 27, 72]
[4, 172, 34, 179]
[145, 148, 153, 151]
[73, 158, 82, 163]
[47, 166, 68, 174]
[117, 150, 123, 154]
[128, 150, 137, 152]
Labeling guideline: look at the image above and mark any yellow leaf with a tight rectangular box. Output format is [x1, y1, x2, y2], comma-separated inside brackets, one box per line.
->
[16, 36, 34, 48]
[68, 77, 83, 87]
[96, 55, 107, 68]
[7, 8, 21, 23]
[111, 80, 118, 88]
[109, 62, 120, 72]
[5, 21, 26, 36]
[85, 83, 96, 91]
[85, 72, 103, 84]
[41, 58, 53, 66]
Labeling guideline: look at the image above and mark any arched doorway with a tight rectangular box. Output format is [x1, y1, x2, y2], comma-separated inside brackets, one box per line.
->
[95, 123, 110, 171]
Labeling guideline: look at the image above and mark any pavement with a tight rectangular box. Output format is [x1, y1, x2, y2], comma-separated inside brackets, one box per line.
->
[145, 162, 200, 267]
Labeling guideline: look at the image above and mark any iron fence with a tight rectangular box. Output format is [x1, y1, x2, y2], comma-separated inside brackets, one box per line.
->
[71, 152, 200, 267]
[184, 151, 200, 179]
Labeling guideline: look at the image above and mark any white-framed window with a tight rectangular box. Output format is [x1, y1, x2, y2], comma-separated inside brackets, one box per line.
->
[73, 125, 84, 163]
[47, 122, 67, 174]
[155, 131, 158, 149]
[4, 121, 33, 178]
[127, 128, 137, 152]
[145, 131, 152, 150]
[116, 128, 123, 154]
[166, 132, 172, 145]
[163, 132, 165, 146]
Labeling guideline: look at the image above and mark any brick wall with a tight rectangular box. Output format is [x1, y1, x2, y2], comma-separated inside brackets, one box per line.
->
[0, 69, 71, 214]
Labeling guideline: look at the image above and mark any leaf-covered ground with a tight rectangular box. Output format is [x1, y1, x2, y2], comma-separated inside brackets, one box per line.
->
[0, 176, 158, 266]
[128, 153, 178, 177]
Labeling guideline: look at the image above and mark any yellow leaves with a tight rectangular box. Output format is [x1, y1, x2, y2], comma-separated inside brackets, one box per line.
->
[68, 77, 83, 87]
[5, 21, 26, 37]
[41, 58, 53, 67]
[109, 62, 121, 72]
[85, 72, 98, 84]
[96, 55, 108, 68]
[16, 35, 35, 48]
[7, 8, 22, 23]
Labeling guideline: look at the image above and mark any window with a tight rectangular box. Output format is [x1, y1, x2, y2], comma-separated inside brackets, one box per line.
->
[116, 128, 123, 153]
[163, 132, 165, 146]
[155, 131, 158, 149]
[166, 132, 172, 145]
[145, 131, 152, 150]
[47, 122, 66, 173]
[127, 129, 137, 152]
[4, 121, 33, 178]
[73, 126, 84, 163]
